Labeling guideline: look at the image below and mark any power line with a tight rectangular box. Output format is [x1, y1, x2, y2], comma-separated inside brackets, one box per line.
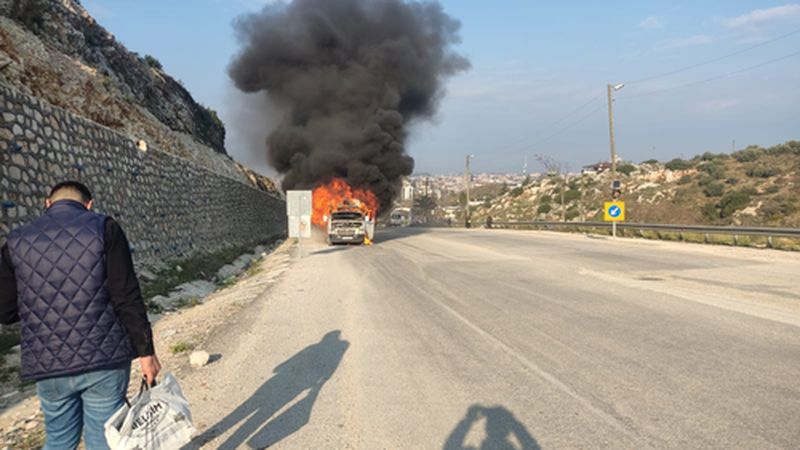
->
[620, 49, 800, 100]
[480, 29, 800, 160]
[489, 102, 606, 165]
[624, 27, 800, 86]
[528, 103, 606, 148]
[487, 94, 604, 156]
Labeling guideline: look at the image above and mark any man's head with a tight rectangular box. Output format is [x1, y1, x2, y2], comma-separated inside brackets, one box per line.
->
[46, 181, 93, 210]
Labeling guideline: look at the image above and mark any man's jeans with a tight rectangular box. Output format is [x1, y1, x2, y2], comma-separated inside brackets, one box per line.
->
[36, 363, 131, 450]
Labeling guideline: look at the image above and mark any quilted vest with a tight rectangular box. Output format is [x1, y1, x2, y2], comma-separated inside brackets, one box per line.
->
[7, 200, 135, 381]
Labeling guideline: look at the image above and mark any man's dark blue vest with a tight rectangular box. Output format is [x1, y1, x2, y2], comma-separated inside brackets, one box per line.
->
[7, 200, 135, 380]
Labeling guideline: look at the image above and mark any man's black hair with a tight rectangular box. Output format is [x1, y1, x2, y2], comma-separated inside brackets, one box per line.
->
[49, 181, 93, 202]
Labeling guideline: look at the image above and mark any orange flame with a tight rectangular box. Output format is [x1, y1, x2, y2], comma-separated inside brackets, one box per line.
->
[312, 178, 379, 226]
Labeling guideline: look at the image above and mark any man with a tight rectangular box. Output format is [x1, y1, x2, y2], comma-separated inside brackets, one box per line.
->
[0, 181, 160, 450]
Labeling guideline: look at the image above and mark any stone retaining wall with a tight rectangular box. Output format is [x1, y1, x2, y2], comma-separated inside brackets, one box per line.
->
[0, 83, 286, 266]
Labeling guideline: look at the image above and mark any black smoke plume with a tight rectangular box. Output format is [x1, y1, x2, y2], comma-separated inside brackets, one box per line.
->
[229, 0, 469, 211]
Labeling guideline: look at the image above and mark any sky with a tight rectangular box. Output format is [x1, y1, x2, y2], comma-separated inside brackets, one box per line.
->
[82, 0, 800, 175]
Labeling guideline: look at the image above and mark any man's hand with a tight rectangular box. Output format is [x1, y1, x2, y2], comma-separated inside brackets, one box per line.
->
[140, 354, 161, 386]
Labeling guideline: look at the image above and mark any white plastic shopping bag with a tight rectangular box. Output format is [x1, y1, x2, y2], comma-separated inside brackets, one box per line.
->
[105, 373, 197, 450]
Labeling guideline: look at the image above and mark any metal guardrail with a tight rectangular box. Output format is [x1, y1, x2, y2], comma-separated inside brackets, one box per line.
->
[489, 221, 800, 239]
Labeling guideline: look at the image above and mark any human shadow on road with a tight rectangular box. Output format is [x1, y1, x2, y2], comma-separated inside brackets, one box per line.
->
[444, 404, 540, 450]
[185, 331, 349, 450]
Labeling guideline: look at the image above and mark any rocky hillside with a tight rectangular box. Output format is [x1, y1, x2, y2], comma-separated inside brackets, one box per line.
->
[0, 0, 277, 191]
[474, 141, 800, 228]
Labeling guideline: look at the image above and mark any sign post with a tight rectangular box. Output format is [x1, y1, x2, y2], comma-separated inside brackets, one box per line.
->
[604, 201, 625, 238]
[286, 190, 312, 258]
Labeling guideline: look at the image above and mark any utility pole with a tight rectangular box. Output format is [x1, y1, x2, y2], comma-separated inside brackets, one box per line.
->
[607, 84, 618, 174]
[561, 173, 569, 222]
[465, 154, 474, 228]
[607, 83, 624, 237]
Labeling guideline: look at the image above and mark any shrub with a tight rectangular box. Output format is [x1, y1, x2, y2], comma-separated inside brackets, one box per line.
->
[665, 158, 692, 171]
[144, 54, 163, 70]
[697, 174, 715, 187]
[746, 164, 779, 178]
[732, 147, 761, 162]
[719, 190, 752, 218]
[701, 202, 719, 221]
[677, 175, 692, 185]
[700, 152, 725, 161]
[563, 189, 581, 203]
[766, 140, 800, 156]
[537, 203, 552, 214]
[169, 341, 195, 354]
[764, 185, 780, 194]
[568, 179, 581, 190]
[642, 159, 659, 164]
[760, 196, 798, 220]
[699, 162, 726, 179]
[175, 297, 202, 309]
[565, 207, 580, 221]
[703, 182, 724, 197]
[11, 0, 47, 28]
[539, 195, 552, 204]
[726, 178, 739, 185]
[616, 164, 635, 176]
[510, 187, 524, 197]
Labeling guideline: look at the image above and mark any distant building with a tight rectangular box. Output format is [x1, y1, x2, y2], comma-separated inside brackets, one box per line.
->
[401, 178, 414, 202]
[581, 162, 612, 175]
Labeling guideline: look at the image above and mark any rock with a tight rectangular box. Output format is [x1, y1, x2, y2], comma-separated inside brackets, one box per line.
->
[160, 329, 177, 338]
[138, 268, 158, 282]
[216, 254, 254, 280]
[23, 421, 38, 430]
[3, 351, 20, 369]
[172, 280, 216, 299]
[149, 295, 176, 311]
[189, 351, 210, 368]
[1, 392, 20, 401]
[147, 313, 163, 323]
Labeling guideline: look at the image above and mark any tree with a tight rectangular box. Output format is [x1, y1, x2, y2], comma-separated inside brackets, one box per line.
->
[413, 195, 437, 223]
[144, 54, 163, 70]
[703, 182, 724, 198]
[719, 190, 752, 218]
[746, 164, 779, 178]
[732, 147, 761, 162]
[665, 158, 692, 171]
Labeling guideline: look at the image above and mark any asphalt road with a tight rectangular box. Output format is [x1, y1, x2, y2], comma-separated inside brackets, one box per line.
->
[183, 228, 800, 449]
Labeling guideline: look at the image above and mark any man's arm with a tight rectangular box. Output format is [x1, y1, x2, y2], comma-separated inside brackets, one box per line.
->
[105, 218, 155, 356]
[0, 244, 19, 324]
